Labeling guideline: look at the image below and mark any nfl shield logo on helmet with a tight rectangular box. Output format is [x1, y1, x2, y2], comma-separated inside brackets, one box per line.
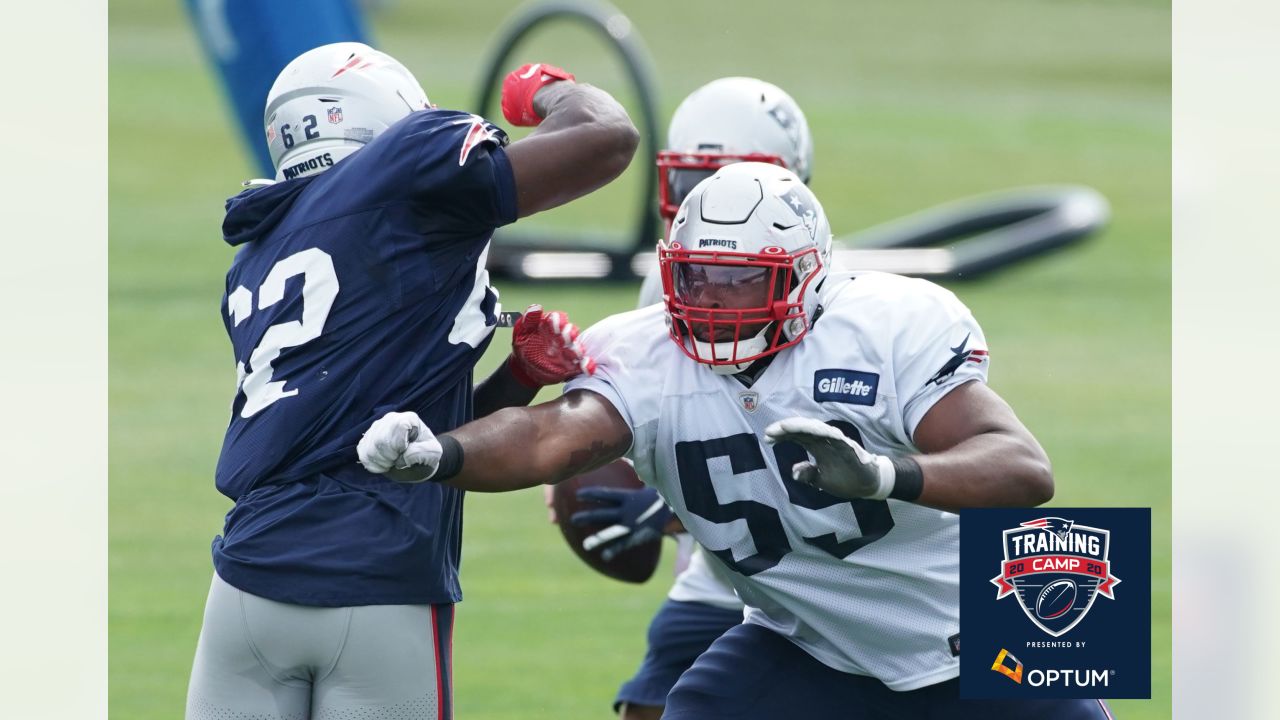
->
[327, 106, 343, 124]
[739, 391, 759, 413]
[991, 516, 1121, 637]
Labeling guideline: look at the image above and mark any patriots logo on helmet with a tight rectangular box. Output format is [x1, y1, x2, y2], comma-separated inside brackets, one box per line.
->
[927, 333, 988, 386]
[991, 516, 1121, 637]
[766, 103, 802, 151]
[778, 188, 818, 240]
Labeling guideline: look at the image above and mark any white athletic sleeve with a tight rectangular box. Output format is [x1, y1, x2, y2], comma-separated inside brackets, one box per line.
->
[892, 284, 990, 439]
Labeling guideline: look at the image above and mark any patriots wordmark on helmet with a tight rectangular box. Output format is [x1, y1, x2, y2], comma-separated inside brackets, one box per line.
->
[281, 152, 334, 180]
[697, 238, 738, 250]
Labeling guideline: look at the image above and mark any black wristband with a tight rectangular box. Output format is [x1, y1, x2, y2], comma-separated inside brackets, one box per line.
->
[432, 435, 465, 483]
[889, 456, 924, 502]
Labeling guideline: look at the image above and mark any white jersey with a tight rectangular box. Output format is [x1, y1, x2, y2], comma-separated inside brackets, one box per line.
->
[566, 271, 989, 690]
[637, 260, 746, 611]
[668, 540, 746, 611]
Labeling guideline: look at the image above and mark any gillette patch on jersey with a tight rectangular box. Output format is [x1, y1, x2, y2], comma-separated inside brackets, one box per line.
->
[813, 369, 879, 406]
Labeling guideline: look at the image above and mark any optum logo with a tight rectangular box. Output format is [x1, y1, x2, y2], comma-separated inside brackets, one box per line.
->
[1026, 669, 1111, 688]
[991, 649, 1113, 688]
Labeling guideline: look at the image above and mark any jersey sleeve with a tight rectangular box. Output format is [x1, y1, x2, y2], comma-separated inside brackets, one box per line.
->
[563, 308, 667, 460]
[892, 284, 990, 440]
[341, 110, 518, 231]
[405, 111, 518, 229]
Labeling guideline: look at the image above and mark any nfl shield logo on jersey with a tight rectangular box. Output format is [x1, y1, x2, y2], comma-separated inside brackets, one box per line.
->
[990, 517, 1121, 637]
[738, 391, 759, 413]
[327, 106, 343, 124]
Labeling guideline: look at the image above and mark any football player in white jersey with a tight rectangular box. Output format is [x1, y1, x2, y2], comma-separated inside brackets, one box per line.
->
[546, 76, 813, 720]
[357, 163, 1112, 718]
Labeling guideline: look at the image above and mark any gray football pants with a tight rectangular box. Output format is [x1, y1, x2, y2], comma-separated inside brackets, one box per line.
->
[185, 573, 454, 720]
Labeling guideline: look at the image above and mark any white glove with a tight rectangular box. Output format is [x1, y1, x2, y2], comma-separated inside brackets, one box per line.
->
[357, 411, 444, 481]
[763, 417, 896, 500]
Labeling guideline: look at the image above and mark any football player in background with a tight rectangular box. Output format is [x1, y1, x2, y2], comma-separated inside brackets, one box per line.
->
[184, 43, 637, 720]
[359, 162, 1114, 718]
[545, 77, 814, 720]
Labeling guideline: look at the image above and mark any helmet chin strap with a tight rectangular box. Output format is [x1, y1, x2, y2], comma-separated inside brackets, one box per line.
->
[692, 327, 772, 375]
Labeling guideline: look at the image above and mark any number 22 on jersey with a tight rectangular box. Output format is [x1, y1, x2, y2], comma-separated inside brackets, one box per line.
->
[227, 248, 339, 418]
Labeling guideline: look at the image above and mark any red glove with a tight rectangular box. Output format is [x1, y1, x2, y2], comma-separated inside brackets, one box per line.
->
[508, 304, 597, 388]
[501, 63, 575, 127]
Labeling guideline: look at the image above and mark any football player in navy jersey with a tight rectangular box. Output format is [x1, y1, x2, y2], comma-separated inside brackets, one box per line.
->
[184, 43, 637, 720]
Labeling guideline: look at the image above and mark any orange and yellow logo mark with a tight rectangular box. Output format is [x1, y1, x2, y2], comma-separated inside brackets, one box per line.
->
[991, 648, 1024, 683]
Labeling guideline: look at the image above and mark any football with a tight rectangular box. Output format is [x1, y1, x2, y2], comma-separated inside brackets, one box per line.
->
[552, 460, 662, 584]
[1035, 579, 1078, 620]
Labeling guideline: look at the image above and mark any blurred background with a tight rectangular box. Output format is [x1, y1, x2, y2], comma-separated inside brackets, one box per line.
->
[108, 0, 1170, 717]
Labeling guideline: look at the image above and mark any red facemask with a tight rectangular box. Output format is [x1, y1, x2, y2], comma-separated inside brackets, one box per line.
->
[658, 242, 822, 369]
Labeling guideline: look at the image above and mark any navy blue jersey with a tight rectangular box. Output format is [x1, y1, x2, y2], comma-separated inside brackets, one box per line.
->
[211, 109, 516, 607]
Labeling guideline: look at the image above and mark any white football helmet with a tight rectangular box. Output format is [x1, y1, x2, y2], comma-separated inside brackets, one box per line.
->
[264, 42, 430, 181]
[659, 77, 813, 224]
[660, 162, 832, 374]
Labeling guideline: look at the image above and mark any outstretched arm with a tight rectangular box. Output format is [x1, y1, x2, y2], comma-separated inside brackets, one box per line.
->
[361, 390, 633, 493]
[908, 380, 1053, 510]
[472, 360, 538, 419]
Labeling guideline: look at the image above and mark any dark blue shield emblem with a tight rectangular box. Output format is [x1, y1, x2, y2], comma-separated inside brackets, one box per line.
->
[778, 188, 818, 240]
[991, 517, 1121, 637]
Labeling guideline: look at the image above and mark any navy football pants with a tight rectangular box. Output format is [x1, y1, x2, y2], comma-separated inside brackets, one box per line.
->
[615, 599, 745, 711]
[664, 623, 1115, 720]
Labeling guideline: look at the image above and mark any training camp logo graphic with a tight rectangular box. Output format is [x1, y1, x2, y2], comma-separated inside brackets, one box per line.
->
[991, 517, 1121, 637]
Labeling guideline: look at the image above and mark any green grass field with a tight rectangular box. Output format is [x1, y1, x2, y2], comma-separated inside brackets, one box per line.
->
[109, 0, 1170, 717]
